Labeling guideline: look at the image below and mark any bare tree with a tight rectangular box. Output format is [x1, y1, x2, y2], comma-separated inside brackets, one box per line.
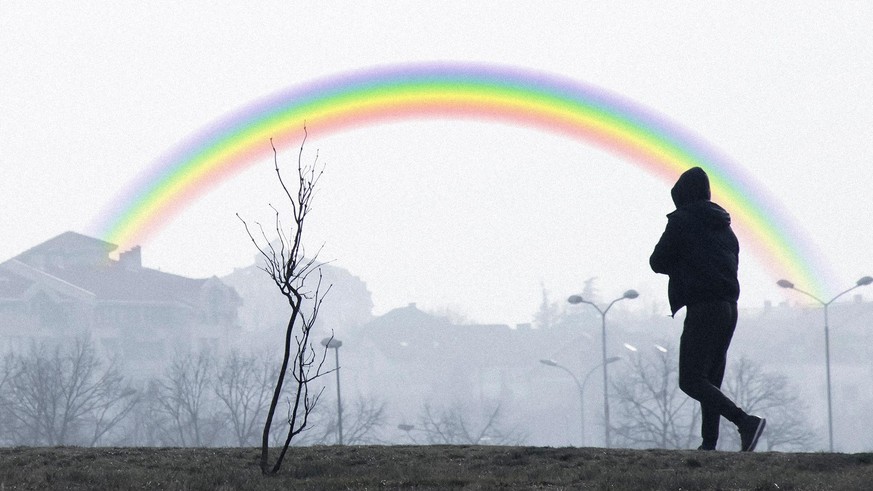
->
[416, 402, 526, 445]
[342, 397, 388, 445]
[238, 133, 332, 474]
[153, 348, 221, 446]
[532, 283, 560, 329]
[611, 345, 700, 449]
[1, 336, 138, 445]
[124, 379, 175, 446]
[0, 352, 17, 445]
[719, 357, 818, 451]
[214, 350, 274, 447]
[298, 396, 388, 445]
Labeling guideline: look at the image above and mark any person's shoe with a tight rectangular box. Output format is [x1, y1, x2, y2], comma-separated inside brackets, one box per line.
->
[739, 415, 766, 452]
[697, 445, 715, 451]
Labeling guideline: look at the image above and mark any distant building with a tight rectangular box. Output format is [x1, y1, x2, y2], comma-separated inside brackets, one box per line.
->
[344, 302, 534, 432]
[221, 254, 374, 339]
[0, 231, 241, 376]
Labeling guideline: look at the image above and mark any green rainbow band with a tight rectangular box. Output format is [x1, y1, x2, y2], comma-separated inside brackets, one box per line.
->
[90, 63, 832, 296]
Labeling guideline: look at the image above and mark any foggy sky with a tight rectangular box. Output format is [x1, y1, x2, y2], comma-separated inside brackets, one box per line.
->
[2, 2, 872, 324]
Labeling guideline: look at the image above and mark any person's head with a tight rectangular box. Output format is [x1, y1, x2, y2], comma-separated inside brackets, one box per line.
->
[671, 167, 711, 208]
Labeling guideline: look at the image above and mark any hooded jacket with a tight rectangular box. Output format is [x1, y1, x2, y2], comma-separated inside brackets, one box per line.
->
[650, 167, 740, 315]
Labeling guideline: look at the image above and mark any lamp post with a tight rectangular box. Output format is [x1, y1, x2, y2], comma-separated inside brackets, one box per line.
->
[776, 276, 873, 451]
[321, 337, 344, 445]
[397, 424, 418, 444]
[568, 289, 639, 448]
[540, 357, 621, 446]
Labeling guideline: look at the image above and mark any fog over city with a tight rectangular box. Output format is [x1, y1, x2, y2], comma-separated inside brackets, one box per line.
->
[2, 2, 873, 452]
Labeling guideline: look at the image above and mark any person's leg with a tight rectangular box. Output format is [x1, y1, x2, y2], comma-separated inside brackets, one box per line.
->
[700, 302, 737, 449]
[679, 302, 746, 428]
[699, 405, 720, 450]
[681, 302, 765, 451]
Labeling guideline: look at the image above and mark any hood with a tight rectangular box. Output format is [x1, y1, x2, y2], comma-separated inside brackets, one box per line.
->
[671, 167, 711, 208]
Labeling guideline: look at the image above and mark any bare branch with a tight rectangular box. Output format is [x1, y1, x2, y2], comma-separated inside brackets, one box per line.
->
[1, 336, 138, 446]
[611, 345, 699, 449]
[239, 132, 333, 475]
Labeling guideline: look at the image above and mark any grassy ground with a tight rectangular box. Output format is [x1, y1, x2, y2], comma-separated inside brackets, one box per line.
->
[1, 445, 871, 490]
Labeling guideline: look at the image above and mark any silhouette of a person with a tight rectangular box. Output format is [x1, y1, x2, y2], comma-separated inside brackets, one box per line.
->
[650, 167, 766, 451]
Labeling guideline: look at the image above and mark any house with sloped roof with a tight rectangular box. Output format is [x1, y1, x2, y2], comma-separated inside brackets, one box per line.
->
[0, 231, 241, 376]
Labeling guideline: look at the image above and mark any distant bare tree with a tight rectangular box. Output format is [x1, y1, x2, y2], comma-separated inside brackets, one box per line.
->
[417, 402, 526, 445]
[0, 352, 17, 445]
[1, 337, 138, 445]
[238, 133, 332, 475]
[124, 379, 174, 446]
[154, 348, 221, 446]
[299, 396, 388, 445]
[214, 350, 274, 447]
[0, 351, 10, 389]
[342, 397, 388, 445]
[612, 345, 700, 449]
[533, 283, 560, 329]
[719, 357, 818, 451]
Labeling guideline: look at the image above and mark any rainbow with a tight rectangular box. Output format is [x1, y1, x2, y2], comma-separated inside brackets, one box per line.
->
[90, 62, 832, 296]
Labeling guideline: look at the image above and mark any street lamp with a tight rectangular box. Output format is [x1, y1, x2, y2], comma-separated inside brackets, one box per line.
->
[776, 276, 873, 451]
[321, 336, 344, 445]
[540, 357, 621, 446]
[568, 288, 639, 448]
[397, 424, 418, 444]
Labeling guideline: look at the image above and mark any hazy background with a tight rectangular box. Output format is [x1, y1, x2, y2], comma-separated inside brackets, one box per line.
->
[3, 2, 872, 325]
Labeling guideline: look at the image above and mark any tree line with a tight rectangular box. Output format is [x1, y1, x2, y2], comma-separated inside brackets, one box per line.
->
[0, 336, 525, 448]
[0, 336, 388, 447]
[0, 334, 821, 451]
[610, 343, 818, 451]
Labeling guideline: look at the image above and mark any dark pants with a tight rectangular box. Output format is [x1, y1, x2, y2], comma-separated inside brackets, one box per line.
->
[679, 301, 747, 448]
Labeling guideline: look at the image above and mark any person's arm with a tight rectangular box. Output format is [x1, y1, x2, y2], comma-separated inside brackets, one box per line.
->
[650, 219, 680, 275]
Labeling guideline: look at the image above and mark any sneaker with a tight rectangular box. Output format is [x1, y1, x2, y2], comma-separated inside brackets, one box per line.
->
[739, 415, 766, 452]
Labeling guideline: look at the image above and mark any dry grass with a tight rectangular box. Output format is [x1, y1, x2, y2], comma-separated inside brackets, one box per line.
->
[1, 445, 871, 490]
